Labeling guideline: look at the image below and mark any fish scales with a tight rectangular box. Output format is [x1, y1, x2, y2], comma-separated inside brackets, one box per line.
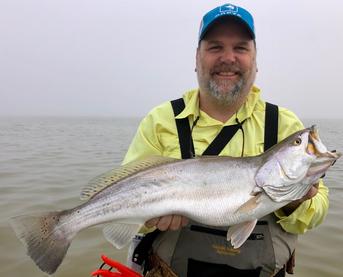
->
[66, 157, 258, 231]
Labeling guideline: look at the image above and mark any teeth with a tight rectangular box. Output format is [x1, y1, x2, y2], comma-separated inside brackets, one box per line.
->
[217, 72, 236, 76]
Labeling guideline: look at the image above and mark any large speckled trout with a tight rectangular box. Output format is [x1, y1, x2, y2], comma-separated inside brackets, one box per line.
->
[10, 126, 340, 275]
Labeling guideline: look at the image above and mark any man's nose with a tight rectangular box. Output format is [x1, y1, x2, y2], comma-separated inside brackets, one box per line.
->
[219, 49, 236, 63]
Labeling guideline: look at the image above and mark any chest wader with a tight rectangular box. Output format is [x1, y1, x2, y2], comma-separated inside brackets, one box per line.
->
[133, 99, 297, 277]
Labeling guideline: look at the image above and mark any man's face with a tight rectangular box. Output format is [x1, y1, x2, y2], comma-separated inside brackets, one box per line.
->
[196, 19, 257, 106]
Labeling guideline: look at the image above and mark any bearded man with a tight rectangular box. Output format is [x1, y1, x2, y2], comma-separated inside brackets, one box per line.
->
[123, 3, 328, 277]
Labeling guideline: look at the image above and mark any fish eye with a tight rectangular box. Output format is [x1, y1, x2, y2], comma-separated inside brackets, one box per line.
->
[293, 137, 302, 146]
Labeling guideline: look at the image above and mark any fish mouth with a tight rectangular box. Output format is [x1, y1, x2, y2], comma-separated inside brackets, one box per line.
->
[307, 160, 334, 177]
[306, 125, 341, 176]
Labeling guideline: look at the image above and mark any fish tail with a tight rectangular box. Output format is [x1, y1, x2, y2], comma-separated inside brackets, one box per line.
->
[10, 211, 75, 275]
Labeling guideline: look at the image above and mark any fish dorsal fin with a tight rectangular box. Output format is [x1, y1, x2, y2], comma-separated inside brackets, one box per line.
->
[80, 156, 178, 200]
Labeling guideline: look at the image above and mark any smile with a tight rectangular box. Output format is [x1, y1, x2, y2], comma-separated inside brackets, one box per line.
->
[213, 71, 239, 80]
[217, 71, 236, 76]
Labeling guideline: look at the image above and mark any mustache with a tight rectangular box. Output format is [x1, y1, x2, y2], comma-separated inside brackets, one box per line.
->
[210, 63, 242, 75]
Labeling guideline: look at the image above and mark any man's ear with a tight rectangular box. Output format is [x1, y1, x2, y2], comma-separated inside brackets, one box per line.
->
[195, 47, 200, 72]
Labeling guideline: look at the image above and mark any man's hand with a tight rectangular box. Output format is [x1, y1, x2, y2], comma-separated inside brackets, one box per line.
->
[145, 215, 189, 231]
[282, 182, 319, 216]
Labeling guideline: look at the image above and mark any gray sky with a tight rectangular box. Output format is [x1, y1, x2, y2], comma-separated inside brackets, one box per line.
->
[1, 0, 343, 119]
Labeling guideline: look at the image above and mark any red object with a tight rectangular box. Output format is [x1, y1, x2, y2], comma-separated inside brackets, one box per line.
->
[92, 255, 142, 277]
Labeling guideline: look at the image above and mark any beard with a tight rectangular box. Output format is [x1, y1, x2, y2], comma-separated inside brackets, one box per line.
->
[208, 77, 244, 106]
[197, 61, 248, 106]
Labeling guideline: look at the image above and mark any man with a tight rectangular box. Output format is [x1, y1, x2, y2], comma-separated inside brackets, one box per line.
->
[123, 3, 328, 277]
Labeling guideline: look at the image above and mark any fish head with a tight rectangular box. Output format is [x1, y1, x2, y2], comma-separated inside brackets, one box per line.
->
[303, 126, 341, 183]
[255, 126, 341, 202]
[275, 125, 340, 181]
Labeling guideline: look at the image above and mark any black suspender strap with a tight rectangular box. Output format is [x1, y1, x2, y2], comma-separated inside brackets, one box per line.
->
[264, 102, 279, 152]
[171, 99, 279, 155]
[171, 98, 195, 159]
[202, 120, 245, 156]
[171, 98, 246, 157]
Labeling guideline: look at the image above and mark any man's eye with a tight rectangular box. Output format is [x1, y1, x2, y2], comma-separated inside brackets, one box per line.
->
[235, 46, 248, 51]
[208, 46, 221, 51]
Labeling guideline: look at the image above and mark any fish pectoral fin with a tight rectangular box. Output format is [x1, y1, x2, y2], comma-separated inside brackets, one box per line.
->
[235, 193, 262, 214]
[103, 223, 142, 249]
[250, 186, 263, 196]
[227, 219, 257, 249]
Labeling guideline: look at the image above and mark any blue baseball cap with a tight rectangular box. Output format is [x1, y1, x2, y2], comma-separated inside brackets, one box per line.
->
[198, 3, 255, 42]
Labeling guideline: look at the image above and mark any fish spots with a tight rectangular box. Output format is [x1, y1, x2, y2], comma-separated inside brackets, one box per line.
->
[40, 218, 50, 237]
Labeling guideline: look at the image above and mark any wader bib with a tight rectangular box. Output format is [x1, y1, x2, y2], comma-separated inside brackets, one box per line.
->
[132, 99, 297, 277]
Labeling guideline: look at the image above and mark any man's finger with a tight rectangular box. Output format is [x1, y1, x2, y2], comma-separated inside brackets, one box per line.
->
[169, 215, 182, 230]
[145, 217, 160, 228]
[156, 215, 173, 231]
[304, 185, 318, 200]
[181, 216, 189, 227]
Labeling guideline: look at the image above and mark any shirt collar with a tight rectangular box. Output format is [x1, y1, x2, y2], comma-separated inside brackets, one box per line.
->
[234, 85, 261, 124]
[175, 89, 201, 120]
[175, 86, 261, 125]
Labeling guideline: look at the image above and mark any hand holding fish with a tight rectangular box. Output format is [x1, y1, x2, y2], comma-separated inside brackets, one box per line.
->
[282, 182, 319, 215]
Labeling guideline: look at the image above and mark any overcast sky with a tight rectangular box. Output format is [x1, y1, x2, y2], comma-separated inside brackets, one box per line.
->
[1, 0, 342, 119]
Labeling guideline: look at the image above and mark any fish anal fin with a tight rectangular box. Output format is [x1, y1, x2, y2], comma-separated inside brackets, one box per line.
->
[227, 219, 257, 249]
[103, 223, 142, 249]
[235, 193, 262, 214]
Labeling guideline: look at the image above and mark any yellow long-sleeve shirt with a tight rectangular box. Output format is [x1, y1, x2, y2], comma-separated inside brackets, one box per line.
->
[123, 86, 329, 234]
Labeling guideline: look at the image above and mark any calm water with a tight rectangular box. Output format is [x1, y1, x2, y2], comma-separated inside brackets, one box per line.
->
[0, 117, 342, 277]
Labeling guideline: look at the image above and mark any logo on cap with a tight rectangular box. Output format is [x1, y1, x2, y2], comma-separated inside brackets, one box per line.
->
[198, 3, 255, 41]
[220, 4, 238, 14]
